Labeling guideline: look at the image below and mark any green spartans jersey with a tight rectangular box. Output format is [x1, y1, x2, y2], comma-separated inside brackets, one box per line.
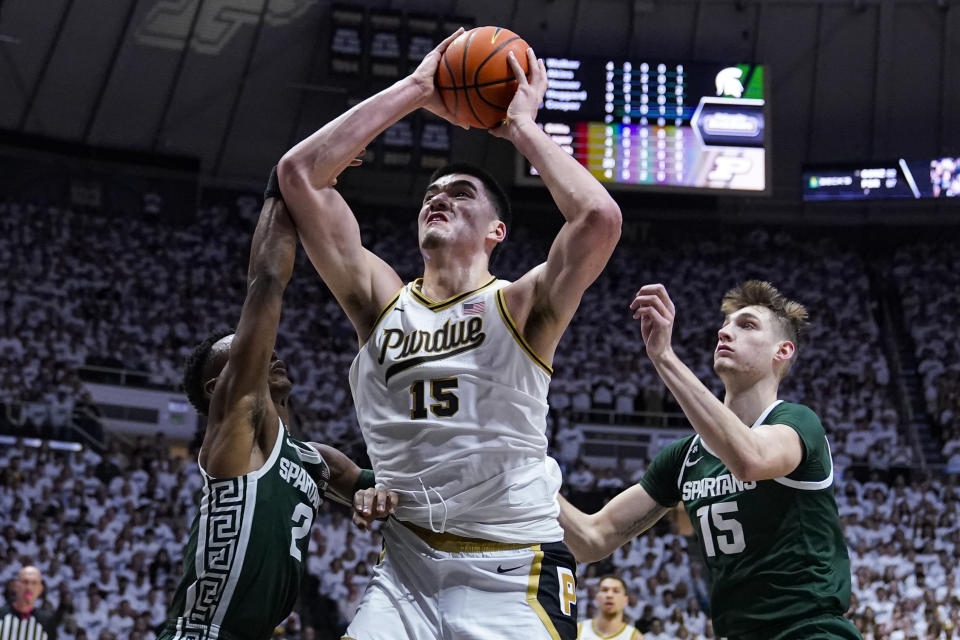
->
[639, 401, 853, 638]
[160, 420, 328, 640]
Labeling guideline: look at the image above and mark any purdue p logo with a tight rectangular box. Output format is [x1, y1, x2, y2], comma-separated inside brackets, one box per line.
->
[557, 567, 576, 616]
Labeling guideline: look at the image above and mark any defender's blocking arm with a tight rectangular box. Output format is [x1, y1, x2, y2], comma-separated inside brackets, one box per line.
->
[203, 197, 297, 478]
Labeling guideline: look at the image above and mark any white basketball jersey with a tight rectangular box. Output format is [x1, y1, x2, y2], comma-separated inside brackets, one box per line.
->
[349, 277, 563, 543]
[577, 621, 641, 640]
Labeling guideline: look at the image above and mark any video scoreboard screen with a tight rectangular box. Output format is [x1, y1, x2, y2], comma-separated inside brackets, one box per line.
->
[803, 158, 960, 201]
[517, 58, 769, 194]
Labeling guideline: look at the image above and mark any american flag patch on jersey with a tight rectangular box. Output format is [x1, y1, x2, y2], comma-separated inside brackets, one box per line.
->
[462, 301, 485, 315]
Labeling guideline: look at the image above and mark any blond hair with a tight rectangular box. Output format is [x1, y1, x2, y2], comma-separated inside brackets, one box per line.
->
[721, 281, 808, 374]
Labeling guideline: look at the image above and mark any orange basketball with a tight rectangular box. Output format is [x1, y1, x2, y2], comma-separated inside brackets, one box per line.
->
[436, 26, 531, 129]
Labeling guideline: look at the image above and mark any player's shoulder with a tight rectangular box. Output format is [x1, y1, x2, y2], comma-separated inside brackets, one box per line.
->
[656, 434, 699, 461]
[768, 401, 824, 435]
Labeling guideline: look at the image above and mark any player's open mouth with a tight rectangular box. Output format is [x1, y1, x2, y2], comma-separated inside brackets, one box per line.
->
[426, 213, 449, 225]
[271, 361, 287, 375]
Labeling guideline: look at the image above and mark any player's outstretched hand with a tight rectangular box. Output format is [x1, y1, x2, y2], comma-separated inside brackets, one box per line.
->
[352, 487, 399, 530]
[490, 48, 546, 140]
[630, 284, 676, 361]
[412, 28, 471, 129]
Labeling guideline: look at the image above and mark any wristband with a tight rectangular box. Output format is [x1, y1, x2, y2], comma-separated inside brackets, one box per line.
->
[353, 468, 376, 492]
[263, 165, 282, 201]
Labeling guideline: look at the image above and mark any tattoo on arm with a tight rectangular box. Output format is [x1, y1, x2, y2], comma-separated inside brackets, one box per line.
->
[616, 505, 670, 539]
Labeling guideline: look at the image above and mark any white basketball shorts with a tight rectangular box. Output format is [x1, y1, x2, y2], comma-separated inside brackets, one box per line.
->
[342, 518, 578, 640]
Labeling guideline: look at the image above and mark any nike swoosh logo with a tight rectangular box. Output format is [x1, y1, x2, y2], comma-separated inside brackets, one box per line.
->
[685, 456, 703, 467]
[496, 564, 526, 574]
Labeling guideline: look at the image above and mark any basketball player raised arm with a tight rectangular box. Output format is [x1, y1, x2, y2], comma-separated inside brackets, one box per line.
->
[200, 195, 368, 501]
[200, 196, 299, 478]
[277, 28, 468, 344]
[559, 283, 803, 562]
[278, 31, 621, 351]
[629, 283, 803, 482]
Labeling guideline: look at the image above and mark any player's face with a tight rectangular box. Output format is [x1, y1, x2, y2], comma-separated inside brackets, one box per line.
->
[418, 174, 502, 255]
[713, 306, 789, 382]
[595, 578, 628, 615]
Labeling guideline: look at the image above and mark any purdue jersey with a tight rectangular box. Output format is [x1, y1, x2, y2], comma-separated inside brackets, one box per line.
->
[639, 401, 854, 638]
[160, 421, 328, 640]
[349, 277, 563, 543]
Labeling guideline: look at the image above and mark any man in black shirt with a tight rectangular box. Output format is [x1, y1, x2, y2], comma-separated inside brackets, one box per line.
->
[0, 565, 60, 640]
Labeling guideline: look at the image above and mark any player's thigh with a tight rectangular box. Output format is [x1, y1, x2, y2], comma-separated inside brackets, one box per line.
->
[442, 542, 579, 640]
[343, 549, 440, 640]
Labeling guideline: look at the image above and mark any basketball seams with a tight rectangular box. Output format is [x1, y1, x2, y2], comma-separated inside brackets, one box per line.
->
[459, 29, 486, 128]
[437, 26, 529, 129]
[439, 50, 459, 119]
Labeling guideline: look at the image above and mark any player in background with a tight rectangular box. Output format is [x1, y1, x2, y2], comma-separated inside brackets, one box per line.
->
[559, 281, 860, 640]
[278, 29, 621, 640]
[159, 170, 378, 640]
[578, 576, 645, 640]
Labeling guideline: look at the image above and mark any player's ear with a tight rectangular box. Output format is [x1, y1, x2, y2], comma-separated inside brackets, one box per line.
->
[774, 340, 795, 363]
[203, 377, 217, 398]
[488, 219, 506, 243]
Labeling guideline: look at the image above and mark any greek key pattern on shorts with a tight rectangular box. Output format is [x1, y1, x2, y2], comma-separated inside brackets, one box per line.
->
[173, 618, 218, 640]
[187, 477, 247, 626]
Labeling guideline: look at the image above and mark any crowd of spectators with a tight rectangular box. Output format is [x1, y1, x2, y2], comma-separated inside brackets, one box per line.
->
[0, 437, 957, 640]
[1, 197, 957, 638]
[892, 242, 960, 473]
[0, 200, 914, 471]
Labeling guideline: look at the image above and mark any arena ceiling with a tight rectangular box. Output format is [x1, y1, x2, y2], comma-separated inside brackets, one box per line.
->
[0, 0, 957, 204]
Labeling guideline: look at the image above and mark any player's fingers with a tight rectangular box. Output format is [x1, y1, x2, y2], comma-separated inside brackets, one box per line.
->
[387, 491, 399, 514]
[376, 490, 387, 514]
[525, 48, 538, 78]
[436, 27, 464, 53]
[506, 51, 528, 85]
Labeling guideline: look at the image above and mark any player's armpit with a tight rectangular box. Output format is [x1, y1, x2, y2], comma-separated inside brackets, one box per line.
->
[740, 423, 804, 482]
[501, 202, 620, 361]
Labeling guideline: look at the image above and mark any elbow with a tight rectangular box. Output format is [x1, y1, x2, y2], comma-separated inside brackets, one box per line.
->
[277, 153, 313, 196]
[729, 455, 766, 483]
[582, 199, 622, 243]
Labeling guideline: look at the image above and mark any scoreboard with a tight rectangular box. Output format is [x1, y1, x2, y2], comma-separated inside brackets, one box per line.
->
[518, 57, 769, 194]
[803, 158, 960, 201]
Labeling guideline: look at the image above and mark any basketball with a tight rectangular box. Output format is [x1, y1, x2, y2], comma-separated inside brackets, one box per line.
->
[436, 26, 531, 129]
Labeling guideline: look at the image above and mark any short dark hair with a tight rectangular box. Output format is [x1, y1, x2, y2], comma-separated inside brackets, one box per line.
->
[182, 329, 233, 416]
[428, 163, 511, 263]
[598, 574, 629, 593]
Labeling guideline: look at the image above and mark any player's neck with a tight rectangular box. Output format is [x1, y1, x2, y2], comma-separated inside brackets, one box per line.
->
[420, 253, 492, 301]
[594, 613, 625, 635]
[722, 377, 779, 425]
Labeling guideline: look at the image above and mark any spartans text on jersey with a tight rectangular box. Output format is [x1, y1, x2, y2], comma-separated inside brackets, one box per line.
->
[279, 458, 322, 510]
[682, 474, 757, 501]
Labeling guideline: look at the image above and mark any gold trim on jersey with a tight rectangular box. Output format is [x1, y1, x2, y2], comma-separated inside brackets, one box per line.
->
[526, 545, 563, 640]
[408, 276, 498, 311]
[495, 289, 553, 376]
[590, 620, 630, 639]
[370, 289, 403, 334]
[402, 522, 532, 552]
